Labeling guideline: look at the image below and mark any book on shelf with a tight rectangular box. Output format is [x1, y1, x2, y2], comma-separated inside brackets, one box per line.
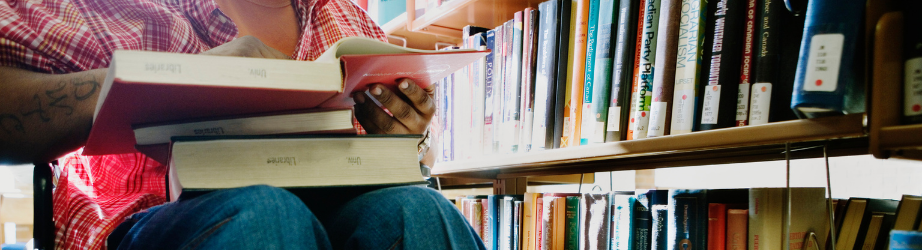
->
[565, 195, 580, 250]
[791, 0, 866, 118]
[552, 0, 575, 149]
[650, 204, 668, 250]
[634, 189, 667, 250]
[85, 36, 487, 156]
[668, 0, 707, 135]
[697, 0, 746, 131]
[628, 0, 661, 140]
[611, 193, 635, 250]
[521, 8, 540, 153]
[748, 0, 804, 125]
[749, 187, 827, 250]
[484, 29, 498, 155]
[578, 192, 611, 250]
[579, 0, 615, 145]
[708, 203, 728, 250]
[165, 134, 426, 202]
[645, 0, 680, 138]
[501, 13, 525, 154]
[524, 193, 544, 250]
[561, 0, 591, 148]
[890, 230, 922, 250]
[893, 195, 922, 231]
[836, 197, 899, 250]
[624, 0, 646, 140]
[532, 0, 566, 151]
[604, 0, 640, 142]
[734, 0, 758, 127]
[726, 208, 747, 250]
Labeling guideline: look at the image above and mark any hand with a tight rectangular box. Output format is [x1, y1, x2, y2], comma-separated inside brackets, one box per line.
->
[352, 79, 435, 135]
[201, 36, 291, 59]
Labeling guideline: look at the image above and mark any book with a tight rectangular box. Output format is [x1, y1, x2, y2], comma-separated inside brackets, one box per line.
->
[634, 189, 667, 250]
[515, 200, 525, 250]
[562, 0, 592, 147]
[484, 29, 498, 155]
[468, 32, 489, 159]
[565, 196, 580, 250]
[578, 192, 611, 250]
[690, 0, 719, 133]
[628, 0, 661, 140]
[904, 0, 922, 124]
[165, 134, 425, 201]
[580, 0, 616, 145]
[471, 200, 484, 238]
[748, 0, 804, 125]
[890, 230, 922, 250]
[893, 195, 922, 230]
[605, 0, 641, 142]
[611, 193, 635, 250]
[626, 0, 647, 140]
[520, 8, 540, 152]
[85, 37, 487, 155]
[501, 13, 525, 154]
[860, 212, 895, 250]
[698, 0, 746, 131]
[484, 198, 494, 246]
[502, 196, 515, 250]
[667, 189, 708, 250]
[726, 209, 748, 250]
[525, 193, 544, 250]
[554, 197, 568, 250]
[790, 0, 866, 118]
[493, 24, 507, 154]
[837, 198, 899, 250]
[669, 0, 708, 135]
[708, 203, 728, 250]
[749, 187, 827, 250]
[651, 204, 668, 250]
[552, 0, 575, 149]
[532, 0, 566, 151]
[734, 0, 758, 126]
[645, 0, 680, 138]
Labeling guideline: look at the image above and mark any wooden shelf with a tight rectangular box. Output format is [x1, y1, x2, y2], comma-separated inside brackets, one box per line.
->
[405, 0, 542, 38]
[381, 13, 462, 50]
[432, 114, 867, 179]
[878, 124, 922, 150]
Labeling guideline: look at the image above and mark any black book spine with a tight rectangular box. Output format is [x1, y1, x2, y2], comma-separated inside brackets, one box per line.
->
[693, 0, 720, 133]
[650, 205, 668, 250]
[749, 0, 803, 125]
[551, 0, 573, 149]
[667, 189, 708, 250]
[534, 0, 560, 151]
[605, 0, 641, 142]
[699, 0, 746, 131]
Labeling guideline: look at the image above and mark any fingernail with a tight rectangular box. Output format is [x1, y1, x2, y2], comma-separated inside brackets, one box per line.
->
[354, 92, 365, 104]
[372, 86, 382, 96]
[399, 81, 409, 89]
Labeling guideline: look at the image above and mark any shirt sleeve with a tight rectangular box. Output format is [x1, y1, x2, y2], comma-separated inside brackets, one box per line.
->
[294, 0, 388, 61]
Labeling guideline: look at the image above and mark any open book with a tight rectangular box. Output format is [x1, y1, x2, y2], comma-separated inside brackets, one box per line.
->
[84, 37, 487, 155]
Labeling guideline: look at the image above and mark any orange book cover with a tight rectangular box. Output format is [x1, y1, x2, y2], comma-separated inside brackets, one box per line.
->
[563, 0, 590, 147]
[626, 0, 646, 140]
[84, 37, 487, 155]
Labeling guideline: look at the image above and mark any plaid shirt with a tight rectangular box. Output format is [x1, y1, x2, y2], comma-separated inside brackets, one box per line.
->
[0, 0, 386, 248]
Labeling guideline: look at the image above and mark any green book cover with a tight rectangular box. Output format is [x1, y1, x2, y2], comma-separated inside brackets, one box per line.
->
[580, 0, 617, 145]
[565, 196, 581, 250]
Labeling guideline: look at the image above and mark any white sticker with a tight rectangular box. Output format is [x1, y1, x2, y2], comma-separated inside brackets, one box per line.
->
[563, 117, 570, 135]
[632, 110, 649, 139]
[607, 106, 621, 131]
[593, 121, 606, 143]
[905, 57, 922, 116]
[736, 83, 751, 121]
[670, 89, 696, 133]
[701, 85, 721, 124]
[802, 33, 844, 92]
[749, 82, 772, 125]
[647, 102, 668, 137]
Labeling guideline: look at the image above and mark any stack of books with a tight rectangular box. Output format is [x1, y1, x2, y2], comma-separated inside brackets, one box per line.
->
[82, 37, 488, 201]
[435, 0, 913, 161]
[454, 190, 922, 250]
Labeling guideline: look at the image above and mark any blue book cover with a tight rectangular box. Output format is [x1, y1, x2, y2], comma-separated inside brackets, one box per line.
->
[580, 0, 616, 145]
[633, 190, 668, 250]
[666, 189, 707, 250]
[790, 0, 866, 118]
[612, 194, 636, 250]
[891, 230, 922, 250]
[579, 0, 602, 145]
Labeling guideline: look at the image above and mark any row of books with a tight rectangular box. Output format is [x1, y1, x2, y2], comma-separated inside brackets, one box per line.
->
[435, 0, 921, 161]
[452, 189, 922, 250]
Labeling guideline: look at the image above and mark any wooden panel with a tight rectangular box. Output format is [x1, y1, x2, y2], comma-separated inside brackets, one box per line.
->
[869, 11, 903, 158]
[879, 124, 922, 150]
[433, 114, 866, 178]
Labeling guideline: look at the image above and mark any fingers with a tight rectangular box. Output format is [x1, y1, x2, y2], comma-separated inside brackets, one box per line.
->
[395, 79, 436, 121]
[367, 84, 429, 133]
[353, 91, 411, 134]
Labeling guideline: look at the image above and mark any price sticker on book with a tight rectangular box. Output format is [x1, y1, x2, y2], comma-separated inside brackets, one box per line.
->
[803, 33, 844, 92]
[905, 58, 922, 116]
[749, 83, 772, 125]
[701, 85, 721, 124]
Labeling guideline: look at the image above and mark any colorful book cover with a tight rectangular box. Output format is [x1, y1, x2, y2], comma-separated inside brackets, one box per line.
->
[501, 13, 524, 154]
[520, 8, 539, 152]
[484, 29, 497, 155]
[562, 0, 591, 147]
[565, 196, 581, 250]
[669, 0, 708, 135]
[605, 0, 641, 142]
[734, 0, 757, 126]
[626, 0, 646, 140]
[580, 0, 616, 145]
[629, 0, 661, 140]
[707, 203, 728, 250]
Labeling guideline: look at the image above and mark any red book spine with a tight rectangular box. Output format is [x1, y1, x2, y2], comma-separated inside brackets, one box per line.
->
[708, 203, 728, 250]
[736, 0, 758, 126]
[482, 198, 489, 240]
[726, 209, 749, 250]
[536, 197, 544, 250]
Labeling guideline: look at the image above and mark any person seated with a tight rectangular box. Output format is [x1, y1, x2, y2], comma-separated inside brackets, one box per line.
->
[0, 0, 482, 248]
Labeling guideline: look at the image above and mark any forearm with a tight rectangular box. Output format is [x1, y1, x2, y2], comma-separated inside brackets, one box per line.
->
[0, 67, 107, 164]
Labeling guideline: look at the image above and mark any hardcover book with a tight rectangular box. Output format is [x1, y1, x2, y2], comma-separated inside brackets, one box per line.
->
[532, 0, 566, 151]
[628, 0, 661, 140]
[749, 187, 828, 250]
[604, 0, 641, 142]
[698, 0, 746, 131]
[578, 192, 611, 250]
[645, 0, 680, 138]
[668, 0, 708, 135]
[580, 0, 616, 145]
[85, 37, 487, 155]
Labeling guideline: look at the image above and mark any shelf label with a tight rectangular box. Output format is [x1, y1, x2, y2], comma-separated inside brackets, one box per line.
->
[749, 82, 772, 125]
[647, 102, 668, 137]
[803, 33, 844, 92]
[607, 106, 621, 131]
[671, 88, 696, 132]
[736, 82, 751, 121]
[905, 57, 922, 116]
[701, 85, 721, 124]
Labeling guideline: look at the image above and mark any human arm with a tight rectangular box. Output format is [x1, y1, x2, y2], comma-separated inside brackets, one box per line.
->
[352, 79, 438, 167]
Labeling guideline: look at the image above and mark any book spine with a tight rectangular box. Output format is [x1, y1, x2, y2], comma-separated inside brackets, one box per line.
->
[532, 1, 561, 152]
[538, 197, 549, 250]
[472, 200, 484, 239]
[707, 203, 728, 250]
[579, 193, 611, 250]
[613, 195, 636, 250]
[628, 0, 660, 140]
[633, 195, 653, 250]
[484, 30, 497, 155]
[726, 209, 748, 250]
[457, 38, 473, 159]
[667, 190, 707, 250]
[520, 8, 539, 152]
[645, 0, 680, 138]
[515, 201, 525, 250]
[553, 0, 574, 148]
[494, 24, 508, 154]
[605, 0, 641, 142]
[735, 0, 757, 126]
[651, 205, 668, 250]
[626, 0, 647, 140]
[905, 1, 922, 124]
[502, 197, 514, 250]
[699, 0, 746, 131]
[581, 0, 616, 145]
[748, 0, 781, 125]
[565, 196, 580, 250]
[553, 197, 567, 250]
[443, 54, 455, 161]
[790, 0, 865, 118]
[502, 13, 524, 154]
[483, 198, 493, 247]
[668, 0, 707, 135]
[562, 0, 591, 147]
[472, 33, 487, 158]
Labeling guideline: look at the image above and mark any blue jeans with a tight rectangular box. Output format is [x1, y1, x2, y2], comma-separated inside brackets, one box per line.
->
[114, 185, 485, 250]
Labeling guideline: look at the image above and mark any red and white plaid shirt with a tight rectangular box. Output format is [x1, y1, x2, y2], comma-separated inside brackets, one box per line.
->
[0, 0, 386, 248]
